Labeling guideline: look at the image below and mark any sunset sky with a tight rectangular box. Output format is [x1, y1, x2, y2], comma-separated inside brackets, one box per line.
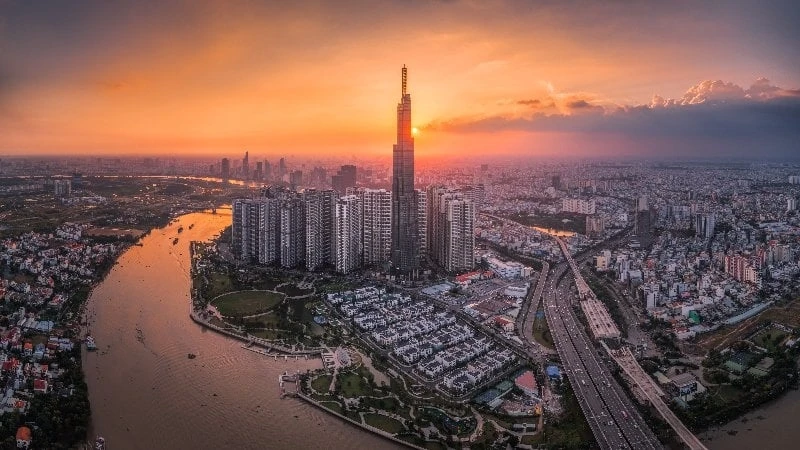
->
[1, 0, 798, 160]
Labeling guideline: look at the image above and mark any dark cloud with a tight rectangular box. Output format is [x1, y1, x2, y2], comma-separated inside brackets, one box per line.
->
[425, 78, 800, 159]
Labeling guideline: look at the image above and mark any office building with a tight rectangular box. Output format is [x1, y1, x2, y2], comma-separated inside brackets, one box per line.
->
[390, 65, 419, 274]
[221, 158, 230, 183]
[242, 151, 249, 179]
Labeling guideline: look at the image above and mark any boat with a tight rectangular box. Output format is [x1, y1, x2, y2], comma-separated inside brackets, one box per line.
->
[86, 335, 97, 351]
[95, 436, 106, 450]
[177, 226, 184, 233]
[173, 237, 179, 245]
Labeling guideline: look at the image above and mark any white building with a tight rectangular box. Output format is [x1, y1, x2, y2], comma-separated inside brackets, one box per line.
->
[562, 198, 596, 215]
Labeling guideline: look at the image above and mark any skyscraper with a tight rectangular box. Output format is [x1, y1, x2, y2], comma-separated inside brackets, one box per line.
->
[332, 165, 357, 194]
[391, 65, 418, 275]
[243, 151, 250, 180]
[360, 188, 392, 266]
[427, 186, 475, 273]
[334, 194, 362, 274]
[415, 188, 427, 263]
[221, 158, 230, 183]
[279, 196, 305, 268]
[303, 189, 336, 271]
[444, 198, 475, 273]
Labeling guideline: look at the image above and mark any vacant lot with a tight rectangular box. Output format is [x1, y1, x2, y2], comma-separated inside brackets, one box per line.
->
[212, 290, 284, 317]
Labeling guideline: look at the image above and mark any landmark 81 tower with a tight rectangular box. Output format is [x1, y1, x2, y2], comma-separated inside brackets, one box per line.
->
[391, 65, 419, 275]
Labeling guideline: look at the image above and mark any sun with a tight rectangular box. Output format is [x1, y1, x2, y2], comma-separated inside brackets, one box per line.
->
[412, 127, 419, 135]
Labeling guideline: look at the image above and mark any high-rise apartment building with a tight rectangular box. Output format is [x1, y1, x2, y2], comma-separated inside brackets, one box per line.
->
[562, 198, 596, 215]
[334, 195, 362, 274]
[232, 196, 279, 264]
[391, 66, 418, 275]
[303, 189, 336, 271]
[694, 213, 716, 239]
[360, 188, 392, 266]
[54, 179, 71, 198]
[232, 187, 303, 267]
[279, 197, 305, 268]
[444, 199, 475, 273]
[415, 189, 427, 263]
[427, 186, 475, 273]
[242, 151, 250, 179]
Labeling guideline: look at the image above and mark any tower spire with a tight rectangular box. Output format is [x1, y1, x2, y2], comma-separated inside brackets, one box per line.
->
[402, 65, 407, 96]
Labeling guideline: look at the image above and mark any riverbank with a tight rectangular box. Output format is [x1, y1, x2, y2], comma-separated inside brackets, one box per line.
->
[295, 392, 424, 450]
[83, 211, 397, 449]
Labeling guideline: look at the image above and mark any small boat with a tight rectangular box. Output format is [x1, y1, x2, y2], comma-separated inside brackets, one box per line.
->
[189, 224, 195, 229]
[173, 238, 179, 245]
[177, 226, 184, 233]
[95, 436, 106, 450]
[187, 353, 197, 359]
[86, 336, 97, 351]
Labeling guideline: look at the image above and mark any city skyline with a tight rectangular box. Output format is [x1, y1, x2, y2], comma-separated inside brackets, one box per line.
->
[1, 1, 799, 160]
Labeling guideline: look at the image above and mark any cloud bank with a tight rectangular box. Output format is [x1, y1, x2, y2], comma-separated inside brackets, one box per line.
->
[425, 78, 800, 159]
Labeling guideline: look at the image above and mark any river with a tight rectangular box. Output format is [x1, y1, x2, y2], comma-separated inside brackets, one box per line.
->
[699, 387, 800, 449]
[82, 211, 400, 449]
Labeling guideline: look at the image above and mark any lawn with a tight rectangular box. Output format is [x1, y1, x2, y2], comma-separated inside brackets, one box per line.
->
[363, 413, 405, 434]
[752, 328, 788, 350]
[338, 371, 374, 398]
[311, 375, 333, 393]
[212, 290, 284, 317]
[318, 401, 343, 415]
[206, 273, 235, 298]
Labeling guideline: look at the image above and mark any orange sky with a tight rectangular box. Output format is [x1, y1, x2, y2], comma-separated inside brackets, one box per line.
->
[1, 1, 798, 159]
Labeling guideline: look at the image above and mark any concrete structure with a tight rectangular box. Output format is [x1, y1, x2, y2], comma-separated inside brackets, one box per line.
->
[303, 189, 335, 271]
[53, 179, 71, 198]
[562, 197, 596, 215]
[360, 188, 392, 267]
[390, 65, 419, 275]
[279, 197, 305, 268]
[334, 195, 362, 273]
[694, 213, 715, 239]
[332, 165, 356, 194]
[428, 186, 475, 273]
[416, 188, 427, 262]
